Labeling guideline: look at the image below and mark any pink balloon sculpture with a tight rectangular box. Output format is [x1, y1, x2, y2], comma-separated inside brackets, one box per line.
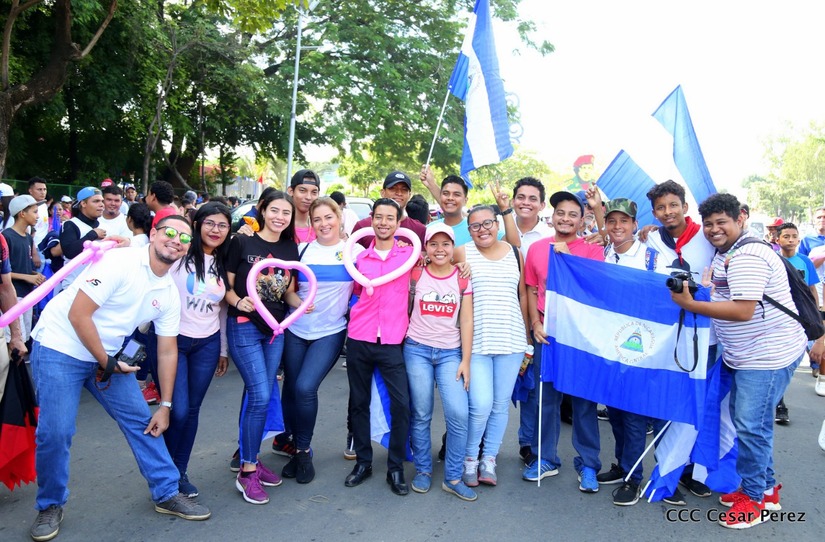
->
[245, 258, 317, 337]
[342, 227, 422, 296]
[0, 239, 118, 327]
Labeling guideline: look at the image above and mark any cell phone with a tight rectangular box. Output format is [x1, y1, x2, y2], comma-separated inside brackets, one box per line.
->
[118, 338, 146, 366]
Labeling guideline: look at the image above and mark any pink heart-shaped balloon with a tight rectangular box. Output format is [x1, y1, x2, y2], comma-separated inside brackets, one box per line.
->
[342, 227, 422, 296]
[245, 258, 317, 337]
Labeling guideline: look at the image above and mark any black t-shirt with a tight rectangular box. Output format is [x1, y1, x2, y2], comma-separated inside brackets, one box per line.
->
[2, 229, 34, 297]
[226, 233, 299, 333]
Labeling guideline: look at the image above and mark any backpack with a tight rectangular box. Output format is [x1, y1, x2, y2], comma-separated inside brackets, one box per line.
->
[409, 266, 470, 317]
[724, 237, 825, 340]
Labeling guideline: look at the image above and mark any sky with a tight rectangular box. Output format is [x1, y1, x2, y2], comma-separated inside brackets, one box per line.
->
[493, 0, 825, 199]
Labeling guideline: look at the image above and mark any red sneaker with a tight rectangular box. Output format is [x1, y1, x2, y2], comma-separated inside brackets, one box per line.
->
[142, 382, 160, 405]
[718, 494, 765, 529]
[720, 484, 781, 511]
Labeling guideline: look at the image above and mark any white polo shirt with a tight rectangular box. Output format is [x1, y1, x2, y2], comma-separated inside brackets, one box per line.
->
[32, 246, 180, 362]
[516, 219, 553, 256]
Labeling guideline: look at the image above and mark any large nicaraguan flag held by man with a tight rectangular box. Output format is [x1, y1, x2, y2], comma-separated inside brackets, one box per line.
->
[448, 0, 513, 179]
[542, 251, 711, 427]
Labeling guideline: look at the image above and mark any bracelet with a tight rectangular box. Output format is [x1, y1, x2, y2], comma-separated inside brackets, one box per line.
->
[235, 298, 242, 309]
[500, 208, 513, 216]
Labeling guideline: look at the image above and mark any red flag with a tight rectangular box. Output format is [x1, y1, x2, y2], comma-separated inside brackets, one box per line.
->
[257, 175, 263, 184]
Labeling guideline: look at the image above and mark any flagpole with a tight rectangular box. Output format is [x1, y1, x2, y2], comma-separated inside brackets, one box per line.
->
[537, 378, 542, 488]
[631, 420, 671, 501]
[425, 87, 452, 167]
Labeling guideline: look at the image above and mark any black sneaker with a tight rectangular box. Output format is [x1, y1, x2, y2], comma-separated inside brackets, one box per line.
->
[30, 505, 63, 542]
[438, 432, 447, 461]
[344, 432, 356, 460]
[519, 445, 536, 467]
[281, 455, 298, 478]
[597, 408, 610, 421]
[646, 423, 654, 435]
[178, 473, 199, 498]
[229, 448, 240, 472]
[596, 463, 625, 485]
[679, 475, 712, 498]
[155, 494, 211, 521]
[296, 450, 315, 484]
[775, 403, 789, 425]
[663, 488, 687, 506]
[613, 481, 640, 506]
[272, 434, 297, 457]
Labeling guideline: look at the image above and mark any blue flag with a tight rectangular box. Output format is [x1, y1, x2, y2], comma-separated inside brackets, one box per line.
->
[370, 368, 414, 460]
[595, 150, 658, 228]
[542, 251, 710, 427]
[652, 85, 717, 204]
[448, 0, 513, 180]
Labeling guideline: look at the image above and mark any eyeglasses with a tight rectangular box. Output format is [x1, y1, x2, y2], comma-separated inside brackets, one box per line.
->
[202, 220, 229, 232]
[156, 226, 192, 244]
[468, 219, 497, 232]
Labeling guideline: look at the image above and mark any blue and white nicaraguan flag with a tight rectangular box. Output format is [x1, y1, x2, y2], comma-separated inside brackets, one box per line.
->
[644, 360, 741, 501]
[542, 251, 711, 427]
[448, 0, 513, 179]
[370, 368, 414, 460]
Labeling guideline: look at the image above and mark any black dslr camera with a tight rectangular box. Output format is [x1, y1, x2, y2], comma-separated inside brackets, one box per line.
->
[665, 270, 698, 297]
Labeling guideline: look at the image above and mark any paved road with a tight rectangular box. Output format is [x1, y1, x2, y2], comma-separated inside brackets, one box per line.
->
[1, 357, 823, 542]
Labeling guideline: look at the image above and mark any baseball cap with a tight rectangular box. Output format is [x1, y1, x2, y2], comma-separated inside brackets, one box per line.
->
[60, 195, 73, 203]
[604, 198, 638, 219]
[290, 169, 320, 189]
[0, 183, 13, 197]
[101, 178, 114, 188]
[9, 195, 37, 217]
[124, 183, 136, 190]
[425, 222, 456, 244]
[767, 217, 784, 227]
[549, 191, 584, 214]
[76, 186, 102, 201]
[152, 206, 177, 229]
[383, 171, 412, 190]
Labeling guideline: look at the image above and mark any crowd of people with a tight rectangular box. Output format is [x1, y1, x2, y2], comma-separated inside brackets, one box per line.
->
[0, 167, 816, 540]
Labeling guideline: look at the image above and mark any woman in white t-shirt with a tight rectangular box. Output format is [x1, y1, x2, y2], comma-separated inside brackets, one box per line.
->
[279, 197, 363, 484]
[405, 222, 475, 500]
[462, 205, 528, 488]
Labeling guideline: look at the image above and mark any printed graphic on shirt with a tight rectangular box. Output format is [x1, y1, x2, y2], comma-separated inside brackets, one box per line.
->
[185, 272, 225, 312]
[246, 253, 290, 303]
[419, 290, 458, 317]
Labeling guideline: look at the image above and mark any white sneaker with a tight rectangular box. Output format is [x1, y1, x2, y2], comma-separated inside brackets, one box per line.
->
[818, 419, 825, 452]
[816, 375, 825, 397]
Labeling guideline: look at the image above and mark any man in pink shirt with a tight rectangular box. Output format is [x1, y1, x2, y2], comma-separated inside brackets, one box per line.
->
[344, 198, 414, 496]
[521, 191, 605, 492]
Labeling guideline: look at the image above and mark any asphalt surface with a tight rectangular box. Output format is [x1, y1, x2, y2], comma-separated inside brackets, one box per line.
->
[1, 356, 823, 542]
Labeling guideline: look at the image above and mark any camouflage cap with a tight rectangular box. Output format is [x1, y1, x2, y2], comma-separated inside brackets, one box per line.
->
[604, 198, 637, 219]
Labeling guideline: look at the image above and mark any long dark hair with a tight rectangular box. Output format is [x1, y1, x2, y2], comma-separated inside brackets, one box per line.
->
[256, 190, 294, 243]
[179, 202, 232, 284]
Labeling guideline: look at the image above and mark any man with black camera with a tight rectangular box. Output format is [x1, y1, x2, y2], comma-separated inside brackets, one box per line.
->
[28, 215, 210, 542]
[670, 193, 807, 529]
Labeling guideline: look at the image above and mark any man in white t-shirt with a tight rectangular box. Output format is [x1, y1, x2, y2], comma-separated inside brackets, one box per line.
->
[28, 216, 210, 541]
[671, 193, 807, 530]
[98, 184, 133, 238]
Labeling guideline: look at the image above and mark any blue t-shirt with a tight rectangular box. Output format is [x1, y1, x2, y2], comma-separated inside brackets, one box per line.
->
[799, 234, 825, 256]
[783, 252, 819, 286]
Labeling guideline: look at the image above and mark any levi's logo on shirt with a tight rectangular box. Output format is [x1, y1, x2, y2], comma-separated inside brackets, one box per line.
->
[419, 291, 457, 317]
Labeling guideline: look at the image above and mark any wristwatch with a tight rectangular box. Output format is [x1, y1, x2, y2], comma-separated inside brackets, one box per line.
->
[159, 401, 173, 410]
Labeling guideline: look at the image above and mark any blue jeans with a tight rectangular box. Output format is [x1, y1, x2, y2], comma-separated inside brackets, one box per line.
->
[404, 338, 469, 482]
[531, 342, 601, 472]
[729, 353, 802, 501]
[606, 408, 647, 484]
[227, 318, 284, 465]
[282, 328, 346, 450]
[162, 331, 221, 475]
[465, 352, 522, 459]
[30, 342, 179, 509]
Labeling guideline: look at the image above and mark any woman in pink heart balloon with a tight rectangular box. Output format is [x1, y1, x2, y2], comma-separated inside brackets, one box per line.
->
[461, 205, 528, 488]
[279, 197, 364, 484]
[158, 202, 233, 499]
[224, 190, 299, 505]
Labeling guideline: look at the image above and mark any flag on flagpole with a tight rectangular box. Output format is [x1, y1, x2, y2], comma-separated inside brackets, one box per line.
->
[644, 360, 740, 501]
[448, 0, 513, 180]
[370, 368, 414, 460]
[595, 150, 658, 227]
[652, 85, 717, 205]
[542, 251, 710, 426]
[257, 175, 264, 184]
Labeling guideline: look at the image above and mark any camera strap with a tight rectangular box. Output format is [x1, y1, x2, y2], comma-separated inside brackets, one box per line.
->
[673, 308, 699, 372]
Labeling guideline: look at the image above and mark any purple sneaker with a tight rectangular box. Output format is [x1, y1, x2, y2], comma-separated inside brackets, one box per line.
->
[235, 471, 269, 505]
[256, 462, 283, 487]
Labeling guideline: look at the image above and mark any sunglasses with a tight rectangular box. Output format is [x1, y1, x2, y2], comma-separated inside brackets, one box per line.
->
[156, 226, 192, 244]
